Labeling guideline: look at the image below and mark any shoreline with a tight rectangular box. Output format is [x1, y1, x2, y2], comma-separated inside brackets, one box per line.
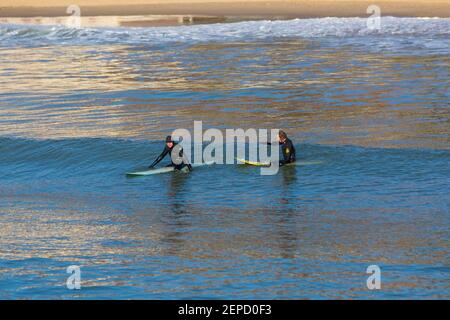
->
[1, 1, 450, 19]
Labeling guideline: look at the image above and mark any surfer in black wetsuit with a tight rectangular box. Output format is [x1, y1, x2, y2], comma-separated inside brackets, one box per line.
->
[269, 130, 296, 166]
[149, 135, 193, 171]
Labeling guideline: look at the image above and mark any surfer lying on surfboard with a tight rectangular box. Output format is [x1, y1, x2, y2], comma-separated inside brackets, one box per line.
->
[268, 130, 296, 166]
[149, 135, 193, 172]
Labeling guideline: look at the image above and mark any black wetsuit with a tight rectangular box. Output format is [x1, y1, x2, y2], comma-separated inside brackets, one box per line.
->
[269, 138, 296, 166]
[149, 142, 192, 171]
[279, 138, 296, 166]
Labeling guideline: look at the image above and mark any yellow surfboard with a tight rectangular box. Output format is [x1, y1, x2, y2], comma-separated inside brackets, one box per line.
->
[236, 158, 271, 167]
[236, 158, 324, 167]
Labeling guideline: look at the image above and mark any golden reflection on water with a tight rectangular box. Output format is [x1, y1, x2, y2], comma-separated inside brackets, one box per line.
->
[1, 201, 447, 283]
[0, 42, 448, 149]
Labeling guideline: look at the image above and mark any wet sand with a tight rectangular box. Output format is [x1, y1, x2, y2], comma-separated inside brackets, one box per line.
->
[1, 0, 450, 19]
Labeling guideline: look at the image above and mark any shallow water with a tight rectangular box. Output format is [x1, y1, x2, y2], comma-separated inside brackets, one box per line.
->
[0, 17, 449, 299]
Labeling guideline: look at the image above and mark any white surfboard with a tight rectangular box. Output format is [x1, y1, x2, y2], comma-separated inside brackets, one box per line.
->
[126, 161, 215, 177]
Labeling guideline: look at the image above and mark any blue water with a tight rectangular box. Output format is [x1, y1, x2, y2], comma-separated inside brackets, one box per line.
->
[0, 17, 449, 299]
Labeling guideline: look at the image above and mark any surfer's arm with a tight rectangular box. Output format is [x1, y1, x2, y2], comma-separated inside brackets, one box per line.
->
[149, 148, 169, 168]
[266, 141, 282, 145]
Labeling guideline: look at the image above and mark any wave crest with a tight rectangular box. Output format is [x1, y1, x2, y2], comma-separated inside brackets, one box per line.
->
[1, 17, 449, 47]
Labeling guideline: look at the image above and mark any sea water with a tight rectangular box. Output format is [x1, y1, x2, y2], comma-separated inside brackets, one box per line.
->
[0, 17, 449, 299]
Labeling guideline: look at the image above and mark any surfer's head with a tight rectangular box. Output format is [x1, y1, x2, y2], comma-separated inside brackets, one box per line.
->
[278, 130, 287, 143]
[165, 135, 174, 148]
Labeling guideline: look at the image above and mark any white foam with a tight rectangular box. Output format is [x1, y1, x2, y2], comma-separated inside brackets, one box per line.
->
[0, 17, 449, 47]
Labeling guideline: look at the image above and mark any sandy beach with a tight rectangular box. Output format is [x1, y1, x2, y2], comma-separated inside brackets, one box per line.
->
[1, 0, 450, 19]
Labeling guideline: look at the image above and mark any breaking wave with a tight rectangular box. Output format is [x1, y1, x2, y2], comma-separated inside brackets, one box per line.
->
[1, 17, 449, 47]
